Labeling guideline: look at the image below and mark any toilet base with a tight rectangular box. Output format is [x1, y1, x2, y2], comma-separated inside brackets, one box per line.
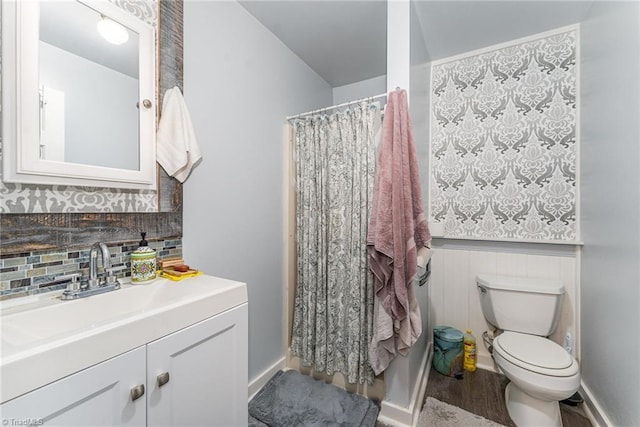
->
[505, 382, 563, 427]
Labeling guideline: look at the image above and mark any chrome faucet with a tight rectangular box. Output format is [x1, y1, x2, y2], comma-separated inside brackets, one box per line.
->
[89, 241, 110, 288]
[60, 242, 121, 300]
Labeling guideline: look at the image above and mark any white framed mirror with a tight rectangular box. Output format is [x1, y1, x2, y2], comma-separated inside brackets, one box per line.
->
[2, 0, 157, 190]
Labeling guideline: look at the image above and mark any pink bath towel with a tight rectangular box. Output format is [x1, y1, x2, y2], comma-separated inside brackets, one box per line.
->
[367, 89, 431, 374]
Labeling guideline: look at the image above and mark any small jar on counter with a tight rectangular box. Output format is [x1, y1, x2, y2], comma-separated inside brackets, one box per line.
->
[131, 232, 157, 284]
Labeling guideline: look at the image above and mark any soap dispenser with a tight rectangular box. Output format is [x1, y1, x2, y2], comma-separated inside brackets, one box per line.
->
[131, 232, 157, 284]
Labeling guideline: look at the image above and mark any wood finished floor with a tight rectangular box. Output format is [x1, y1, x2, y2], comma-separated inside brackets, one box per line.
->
[423, 365, 592, 426]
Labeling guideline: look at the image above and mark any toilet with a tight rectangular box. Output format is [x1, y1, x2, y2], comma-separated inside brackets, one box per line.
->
[476, 274, 580, 427]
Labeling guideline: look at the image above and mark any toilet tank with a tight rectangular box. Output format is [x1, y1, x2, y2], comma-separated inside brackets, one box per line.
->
[476, 274, 564, 336]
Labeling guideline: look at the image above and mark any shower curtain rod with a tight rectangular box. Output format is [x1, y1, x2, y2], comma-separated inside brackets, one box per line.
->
[286, 92, 387, 121]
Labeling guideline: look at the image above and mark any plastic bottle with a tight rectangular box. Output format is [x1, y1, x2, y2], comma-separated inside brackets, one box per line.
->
[463, 329, 477, 372]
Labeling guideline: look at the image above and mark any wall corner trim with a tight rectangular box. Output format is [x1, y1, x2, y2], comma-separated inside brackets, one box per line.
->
[580, 381, 613, 427]
[378, 343, 433, 427]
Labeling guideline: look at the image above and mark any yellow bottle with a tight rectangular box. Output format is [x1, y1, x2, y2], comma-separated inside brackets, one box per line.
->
[464, 329, 477, 372]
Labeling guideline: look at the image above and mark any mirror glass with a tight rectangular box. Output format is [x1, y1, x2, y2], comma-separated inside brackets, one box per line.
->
[2, 0, 156, 190]
[38, 1, 140, 170]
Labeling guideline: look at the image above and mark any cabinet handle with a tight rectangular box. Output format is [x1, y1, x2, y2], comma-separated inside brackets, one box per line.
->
[157, 372, 170, 387]
[130, 384, 145, 401]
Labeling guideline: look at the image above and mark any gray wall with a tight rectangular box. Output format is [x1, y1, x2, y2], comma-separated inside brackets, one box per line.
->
[182, 0, 332, 382]
[332, 74, 386, 105]
[580, 2, 640, 425]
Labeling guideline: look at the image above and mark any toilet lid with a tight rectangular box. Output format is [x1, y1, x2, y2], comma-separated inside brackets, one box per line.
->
[494, 332, 575, 374]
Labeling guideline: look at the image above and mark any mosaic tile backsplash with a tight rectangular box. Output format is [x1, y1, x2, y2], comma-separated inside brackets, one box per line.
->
[0, 239, 182, 299]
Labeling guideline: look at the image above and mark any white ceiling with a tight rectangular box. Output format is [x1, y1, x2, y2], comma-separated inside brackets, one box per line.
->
[239, 0, 595, 88]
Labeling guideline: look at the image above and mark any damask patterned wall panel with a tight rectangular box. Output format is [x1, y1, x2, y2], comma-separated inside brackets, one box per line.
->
[430, 27, 579, 242]
[0, 0, 159, 213]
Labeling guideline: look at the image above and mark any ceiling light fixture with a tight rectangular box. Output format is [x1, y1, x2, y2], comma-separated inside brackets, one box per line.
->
[97, 16, 129, 45]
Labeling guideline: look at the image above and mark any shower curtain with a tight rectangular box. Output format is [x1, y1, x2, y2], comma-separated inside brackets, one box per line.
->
[290, 101, 381, 385]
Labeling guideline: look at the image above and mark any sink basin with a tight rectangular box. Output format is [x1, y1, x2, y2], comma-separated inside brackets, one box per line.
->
[2, 277, 232, 348]
[2, 286, 148, 349]
[0, 274, 247, 403]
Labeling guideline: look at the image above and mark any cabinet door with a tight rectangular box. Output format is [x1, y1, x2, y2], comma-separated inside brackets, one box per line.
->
[147, 303, 248, 427]
[0, 346, 146, 426]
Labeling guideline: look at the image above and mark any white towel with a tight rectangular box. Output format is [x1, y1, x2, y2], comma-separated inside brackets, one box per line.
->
[156, 86, 202, 183]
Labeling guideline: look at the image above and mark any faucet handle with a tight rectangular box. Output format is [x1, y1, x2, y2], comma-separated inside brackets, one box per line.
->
[56, 272, 82, 292]
[105, 266, 126, 278]
[105, 266, 125, 286]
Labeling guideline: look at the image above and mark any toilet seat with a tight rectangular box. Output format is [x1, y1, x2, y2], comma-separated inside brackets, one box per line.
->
[493, 332, 579, 377]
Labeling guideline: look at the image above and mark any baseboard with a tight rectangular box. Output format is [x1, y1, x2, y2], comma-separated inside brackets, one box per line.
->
[580, 381, 612, 427]
[248, 357, 286, 400]
[477, 354, 499, 373]
[378, 343, 433, 427]
[377, 401, 414, 427]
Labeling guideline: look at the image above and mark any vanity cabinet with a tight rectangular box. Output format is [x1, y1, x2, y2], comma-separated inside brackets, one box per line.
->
[146, 303, 248, 426]
[0, 304, 248, 426]
[0, 346, 147, 426]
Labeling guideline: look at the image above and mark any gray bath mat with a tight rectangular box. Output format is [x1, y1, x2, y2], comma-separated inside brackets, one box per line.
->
[417, 397, 507, 427]
[248, 370, 379, 426]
